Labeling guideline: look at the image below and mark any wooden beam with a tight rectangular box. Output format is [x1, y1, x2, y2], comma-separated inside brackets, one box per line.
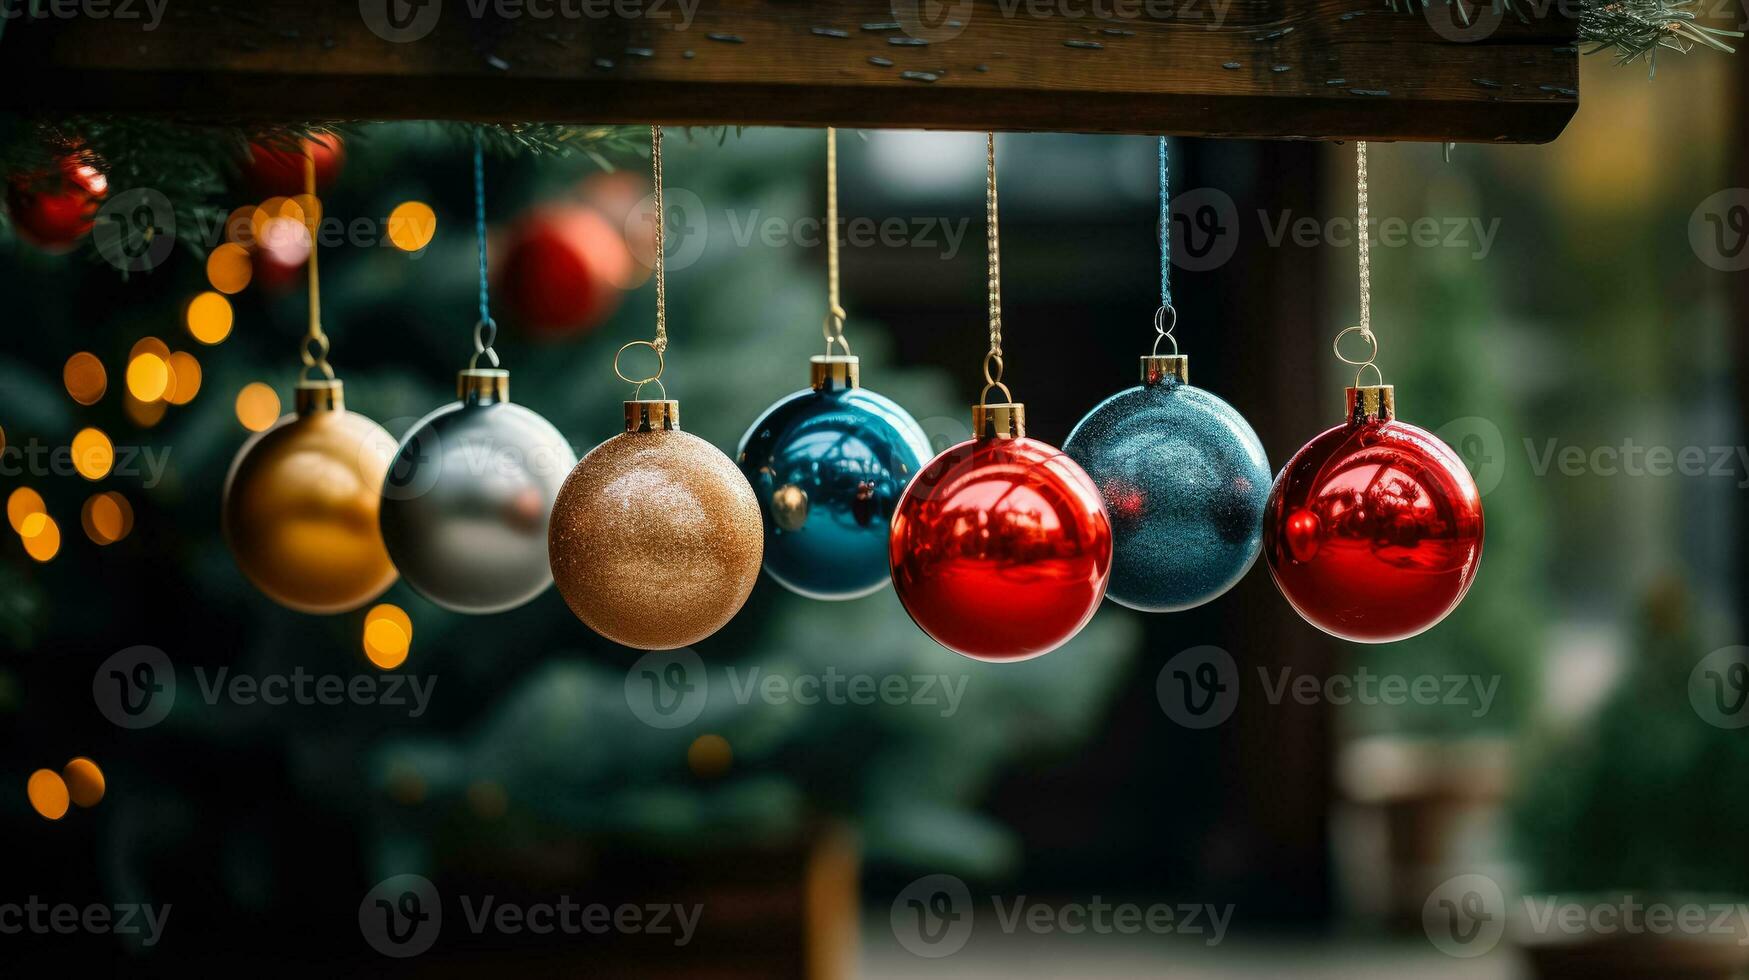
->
[0, 0, 1578, 143]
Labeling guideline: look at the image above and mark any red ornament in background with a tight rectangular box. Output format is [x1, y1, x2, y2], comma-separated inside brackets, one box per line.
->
[1263, 385, 1484, 643]
[244, 133, 344, 197]
[890, 407, 1112, 662]
[497, 204, 632, 337]
[6, 153, 108, 252]
[580, 170, 655, 287]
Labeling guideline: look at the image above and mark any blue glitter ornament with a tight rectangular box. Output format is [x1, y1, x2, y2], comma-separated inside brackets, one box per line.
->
[1064, 355, 1270, 612]
[737, 355, 932, 600]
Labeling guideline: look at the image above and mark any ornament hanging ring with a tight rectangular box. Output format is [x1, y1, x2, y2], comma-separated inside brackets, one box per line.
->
[980, 351, 1013, 406]
[1152, 304, 1179, 357]
[614, 339, 666, 388]
[1333, 324, 1383, 387]
[632, 377, 669, 402]
[470, 317, 502, 370]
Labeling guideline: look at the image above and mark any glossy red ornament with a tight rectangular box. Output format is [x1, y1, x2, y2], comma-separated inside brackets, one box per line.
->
[890, 409, 1112, 662]
[6, 154, 108, 252]
[497, 204, 633, 337]
[1263, 386, 1484, 643]
[244, 133, 344, 196]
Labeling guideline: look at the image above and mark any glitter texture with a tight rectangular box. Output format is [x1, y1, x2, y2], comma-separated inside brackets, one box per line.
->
[549, 426, 763, 649]
[223, 406, 399, 614]
[737, 385, 931, 600]
[380, 398, 576, 614]
[1064, 379, 1270, 612]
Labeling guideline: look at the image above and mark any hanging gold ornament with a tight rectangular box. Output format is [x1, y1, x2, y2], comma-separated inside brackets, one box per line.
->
[221, 145, 398, 614]
[224, 380, 399, 613]
[547, 126, 763, 649]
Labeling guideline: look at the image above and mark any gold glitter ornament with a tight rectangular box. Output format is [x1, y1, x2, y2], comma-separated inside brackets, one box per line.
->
[223, 380, 399, 613]
[549, 399, 763, 649]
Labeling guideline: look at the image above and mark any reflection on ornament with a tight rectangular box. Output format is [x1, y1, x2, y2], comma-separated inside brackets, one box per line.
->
[223, 380, 398, 614]
[6, 153, 107, 252]
[738, 355, 931, 601]
[1065, 355, 1270, 612]
[1264, 385, 1484, 643]
[550, 399, 763, 649]
[380, 370, 576, 614]
[890, 402, 1112, 661]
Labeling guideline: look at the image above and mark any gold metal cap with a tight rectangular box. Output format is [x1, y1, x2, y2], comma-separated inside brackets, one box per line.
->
[295, 379, 344, 415]
[973, 402, 1026, 440]
[1141, 354, 1189, 386]
[457, 368, 509, 405]
[1346, 384, 1395, 423]
[810, 354, 860, 391]
[625, 399, 680, 433]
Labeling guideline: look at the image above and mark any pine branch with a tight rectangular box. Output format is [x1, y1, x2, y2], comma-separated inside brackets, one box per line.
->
[1386, 0, 1742, 74]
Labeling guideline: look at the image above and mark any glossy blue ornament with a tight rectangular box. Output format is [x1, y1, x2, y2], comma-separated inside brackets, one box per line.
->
[1064, 355, 1270, 612]
[737, 356, 932, 600]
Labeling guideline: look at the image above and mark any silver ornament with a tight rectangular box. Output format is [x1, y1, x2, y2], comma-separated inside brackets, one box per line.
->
[380, 370, 576, 614]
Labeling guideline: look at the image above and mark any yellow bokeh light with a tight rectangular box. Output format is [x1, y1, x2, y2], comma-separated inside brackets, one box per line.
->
[23, 515, 61, 561]
[186, 291, 234, 345]
[289, 193, 322, 227]
[70, 427, 114, 481]
[388, 201, 437, 252]
[19, 512, 47, 538]
[7, 487, 44, 534]
[82, 492, 127, 544]
[363, 602, 413, 670]
[126, 353, 170, 402]
[206, 243, 253, 294]
[687, 734, 733, 779]
[63, 352, 107, 406]
[165, 351, 202, 406]
[28, 769, 69, 820]
[251, 197, 288, 242]
[235, 382, 281, 432]
[63, 758, 105, 808]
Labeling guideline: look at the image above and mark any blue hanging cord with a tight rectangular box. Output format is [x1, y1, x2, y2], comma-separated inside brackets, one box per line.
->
[470, 129, 499, 369]
[1153, 136, 1177, 355]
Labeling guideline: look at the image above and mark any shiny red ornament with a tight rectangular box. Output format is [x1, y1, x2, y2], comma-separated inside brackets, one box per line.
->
[890, 426, 1112, 662]
[497, 204, 633, 337]
[6, 154, 108, 252]
[244, 133, 344, 196]
[1263, 387, 1484, 643]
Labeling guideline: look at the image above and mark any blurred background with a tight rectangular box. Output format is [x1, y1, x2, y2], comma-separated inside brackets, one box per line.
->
[1, 27, 1747, 978]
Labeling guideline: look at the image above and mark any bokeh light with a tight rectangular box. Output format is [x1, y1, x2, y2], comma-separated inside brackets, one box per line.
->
[687, 734, 733, 779]
[124, 394, 168, 429]
[225, 205, 256, 247]
[62, 757, 105, 808]
[7, 487, 44, 534]
[258, 216, 312, 268]
[70, 427, 113, 481]
[22, 515, 61, 562]
[165, 351, 202, 406]
[388, 201, 437, 252]
[27, 769, 69, 820]
[82, 492, 130, 545]
[186, 291, 234, 345]
[235, 383, 281, 432]
[126, 352, 170, 402]
[62, 352, 107, 406]
[206, 243, 253, 294]
[363, 603, 413, 670]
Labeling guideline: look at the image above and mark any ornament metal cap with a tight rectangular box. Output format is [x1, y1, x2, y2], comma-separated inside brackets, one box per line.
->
[295, 379, 344, 415]
[973, 402, 1026, 440]
[457, 368, 510, 405]
[625, 399, 680, 433]
[810, 354, 860, 391]
[1346, 384, 1395, 423]
[1141, 354, 1189, 386]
